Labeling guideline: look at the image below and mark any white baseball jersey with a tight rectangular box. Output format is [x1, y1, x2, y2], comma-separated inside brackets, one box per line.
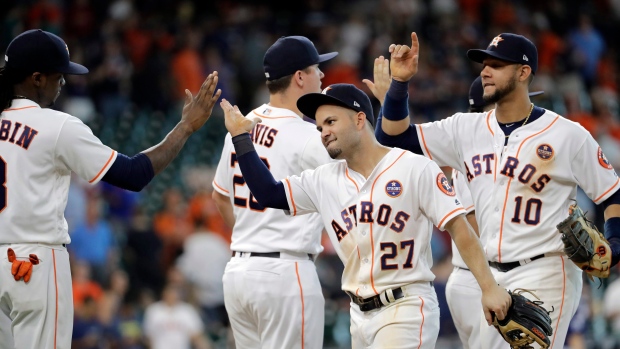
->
[0, 99, 117, 244]
[212, 104, 331, 254]
[451, 169, 475, 269]
[282, 148, 465, 298]
[417, 109, 620, 263]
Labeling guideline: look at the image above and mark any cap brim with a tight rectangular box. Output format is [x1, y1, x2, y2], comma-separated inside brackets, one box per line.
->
[318, 52, 338, 63]
[467, 49, 520, 65]
[528, 91, 544, 97]
[297, 93, 351, 119]
[57, 61, 89, 75]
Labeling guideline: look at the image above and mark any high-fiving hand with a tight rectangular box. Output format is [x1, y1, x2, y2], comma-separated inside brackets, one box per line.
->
[181, 71, 222, 133]
[220, 99, 262, 137]
[362, 56, 391, 105]
[389, 32, 420, 82]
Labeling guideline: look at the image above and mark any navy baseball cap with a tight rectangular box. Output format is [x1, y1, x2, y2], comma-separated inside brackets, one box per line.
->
[263, 36, 337, 81]
[297, 84, 375, 126]
[5, 29, 88, 75]
[467, 33, 538, 75]
[468, 76, 544, 109]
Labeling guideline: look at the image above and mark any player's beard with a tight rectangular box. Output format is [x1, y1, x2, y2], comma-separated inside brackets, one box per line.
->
[483, 76, 517, 105]
[327, 147, 342, 159]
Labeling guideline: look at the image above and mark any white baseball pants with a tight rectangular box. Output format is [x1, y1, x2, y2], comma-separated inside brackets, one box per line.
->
[0, 244, 73, 349]
[480, 255, 583, 349]
[223, 252, 324, 349]
[349, 281, 439, 349]
[445, 266, 482, 349]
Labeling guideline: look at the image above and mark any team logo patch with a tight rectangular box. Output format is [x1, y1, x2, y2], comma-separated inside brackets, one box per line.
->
[598, 147, 613, 169]
[536, 144, 554, 161]
[437, 173, 455, 196]
[262, 108, 272, 116]
[385, 180, 403, 198]
[489, 35, 504, 47]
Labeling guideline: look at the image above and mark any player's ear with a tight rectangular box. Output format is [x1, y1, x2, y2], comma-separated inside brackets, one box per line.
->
[292, 70, 304, 88]
[31, 72, 44, 87]
[518, 65, 532, 83]
[356, 111, 366, 130]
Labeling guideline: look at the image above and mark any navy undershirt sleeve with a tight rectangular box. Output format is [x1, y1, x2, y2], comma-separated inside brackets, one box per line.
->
[101, 153, 154, 192]
[232, 133, 289, 210]
[374, 79, 424, 154]
[602, 190, 620, 267]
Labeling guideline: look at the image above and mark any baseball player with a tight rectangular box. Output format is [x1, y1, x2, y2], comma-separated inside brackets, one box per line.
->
[217, 80, 511, 348]
[0, 29, 221, 349]
[211, 36, 336, 349]
[376, 32, 620, 348]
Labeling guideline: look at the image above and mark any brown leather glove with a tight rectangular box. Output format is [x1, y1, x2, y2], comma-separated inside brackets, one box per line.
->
[7, 248, 40, 283]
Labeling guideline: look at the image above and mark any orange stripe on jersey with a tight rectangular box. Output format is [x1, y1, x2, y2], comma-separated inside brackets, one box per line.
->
[88, 150, 116, 183]
[594, 177, 620, 203]
[368, 150, 408, 295]
[417, 125, 433, 160]
[285, 178, 297, 216]
[417, 296, 425, 349]
[497, 115, 559, 261]
[438, 208, 466, 229]
[345, 168, 359, 192]
[464, 205, 475, 211]
[252, 110, 297, 119]
[3, 106, 38, 112]
[212, 180, 229, 194]
[295, 262, 306, 349]
[357, 246, 361, 259]
[550, 256, 567, 349]
[53, 249, 58, 349]
[486, 110, 495, 136]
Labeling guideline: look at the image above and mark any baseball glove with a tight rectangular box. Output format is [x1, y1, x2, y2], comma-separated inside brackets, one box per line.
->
[556, 204, 611, 279]
[492, 289, 553, 349]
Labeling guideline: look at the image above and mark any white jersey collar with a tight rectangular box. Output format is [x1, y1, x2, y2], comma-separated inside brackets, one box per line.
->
[5, 98, 41, 110]
[251, 104, 302, 119]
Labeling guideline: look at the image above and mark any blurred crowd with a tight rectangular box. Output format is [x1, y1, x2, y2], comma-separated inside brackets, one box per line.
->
[4, 0, 620, 348]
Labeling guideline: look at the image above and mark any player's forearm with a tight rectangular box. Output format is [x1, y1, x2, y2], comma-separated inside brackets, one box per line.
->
[142, 121, 194, 175]
[446, 215, 497, 291]
[604, 204, 620, 267]
[232, 133, 289, 210]
[380, 79, 411, 136]
[213, 191, 236, 228]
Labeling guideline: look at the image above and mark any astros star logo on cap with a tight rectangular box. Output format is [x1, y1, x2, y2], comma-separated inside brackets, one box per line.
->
[489, 35, 504, 47]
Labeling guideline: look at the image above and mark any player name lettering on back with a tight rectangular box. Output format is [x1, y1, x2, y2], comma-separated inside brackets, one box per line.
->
[331, 201, 411, 242]
[250, 124, 278, 148]
[464, 153, 551, 192]
[0, 119, 39, 150]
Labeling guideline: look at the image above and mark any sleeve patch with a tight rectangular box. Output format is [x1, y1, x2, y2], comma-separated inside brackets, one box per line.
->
[599, 147, 613, 169]
[437, 172, 456, 196]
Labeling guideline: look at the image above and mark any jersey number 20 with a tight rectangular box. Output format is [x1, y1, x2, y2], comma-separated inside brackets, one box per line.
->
[230, 153, 270, 211]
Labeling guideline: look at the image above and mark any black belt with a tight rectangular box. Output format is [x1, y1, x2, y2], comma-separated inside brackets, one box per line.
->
[345, 282, 433, 312]
[488, 254, 545, 272]
[232, 251, 313, 260]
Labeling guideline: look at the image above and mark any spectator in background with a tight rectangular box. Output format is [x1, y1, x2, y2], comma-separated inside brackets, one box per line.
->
[124, 206, 165, 298]
[153, 188, 193, 271]
[171, 27, 205, 101]
[569, 14, 606, 89]
[176, 229, 231, 340]
[70, 195, 118, 284]
[72, 296, 105, 349]
[72, 261, 104, 310]
[143, 284, 211, 349]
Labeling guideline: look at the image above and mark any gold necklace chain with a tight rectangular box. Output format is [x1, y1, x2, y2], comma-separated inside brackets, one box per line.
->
[504, 103, 534, 138]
